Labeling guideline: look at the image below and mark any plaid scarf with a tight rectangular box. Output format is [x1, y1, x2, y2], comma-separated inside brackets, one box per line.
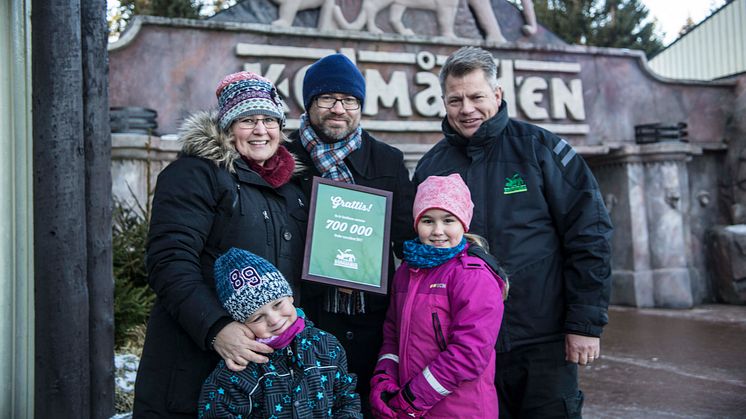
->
[299, 114, 366, 315]
[299, 114, 362, 184]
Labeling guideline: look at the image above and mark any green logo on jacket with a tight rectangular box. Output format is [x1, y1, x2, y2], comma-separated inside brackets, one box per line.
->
[504, 173, 528, 194]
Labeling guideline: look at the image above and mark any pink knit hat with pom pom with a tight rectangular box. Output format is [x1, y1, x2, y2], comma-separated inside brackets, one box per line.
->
[413, 174, 474, 232]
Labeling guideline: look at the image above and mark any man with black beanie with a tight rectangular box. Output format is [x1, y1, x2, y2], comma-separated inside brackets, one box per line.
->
[286, 53, 415, 415]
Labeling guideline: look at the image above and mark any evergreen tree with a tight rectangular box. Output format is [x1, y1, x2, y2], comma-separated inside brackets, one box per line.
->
[109, 0, 233, 40]
[533, 0, 664, 57]
[678, 16, 696, 38]
[112, 198, 153, 347]
[109, 0, 198, 40]
[531, 0, 598, 45]
[119, 0, 201, 19]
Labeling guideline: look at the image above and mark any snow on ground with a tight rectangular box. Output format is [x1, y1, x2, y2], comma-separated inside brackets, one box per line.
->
[115, 353, 139, 392]
[112, 352, 139, 418]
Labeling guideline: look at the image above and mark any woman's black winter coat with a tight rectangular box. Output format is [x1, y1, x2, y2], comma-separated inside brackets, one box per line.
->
[133, 112, 307, 417]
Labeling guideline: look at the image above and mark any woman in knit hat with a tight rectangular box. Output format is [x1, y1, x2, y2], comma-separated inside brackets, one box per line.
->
[134, 72, 309, 418]
[369, 173, 508, 418]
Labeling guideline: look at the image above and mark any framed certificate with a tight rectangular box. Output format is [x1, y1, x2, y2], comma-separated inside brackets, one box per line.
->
[302, 177, 393, 294]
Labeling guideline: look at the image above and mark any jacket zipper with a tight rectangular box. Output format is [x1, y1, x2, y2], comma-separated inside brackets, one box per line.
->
[262, 209, 271, 246]
[432, 312, 447, 352]
[287, 346, 294, 380]
[236, 184, 244, 215]
[400, 269, 421, 374]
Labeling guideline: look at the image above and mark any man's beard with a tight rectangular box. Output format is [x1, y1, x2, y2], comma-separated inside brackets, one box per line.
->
[313, 115, 356, 143]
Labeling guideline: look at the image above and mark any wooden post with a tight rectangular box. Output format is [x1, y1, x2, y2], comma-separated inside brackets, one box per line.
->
[32, 0, 98, 416]
[81, 0, 114, 417]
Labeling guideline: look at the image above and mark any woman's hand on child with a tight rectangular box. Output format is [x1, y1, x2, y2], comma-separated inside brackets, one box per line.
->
[214, 321, 274, 371]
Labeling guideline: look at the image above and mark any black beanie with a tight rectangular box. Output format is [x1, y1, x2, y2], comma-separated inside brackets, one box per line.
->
[303, 53, 366, 111]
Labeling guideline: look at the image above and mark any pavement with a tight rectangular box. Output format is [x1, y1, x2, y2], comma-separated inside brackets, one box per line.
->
[580, 305, 746, 418]
[113, 304, 746, 419]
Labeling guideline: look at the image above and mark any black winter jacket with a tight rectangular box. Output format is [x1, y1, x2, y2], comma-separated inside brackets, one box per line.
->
[414, 102, 613, 352]
[133, 112, 308, 417]
[286, 130, 415, 404]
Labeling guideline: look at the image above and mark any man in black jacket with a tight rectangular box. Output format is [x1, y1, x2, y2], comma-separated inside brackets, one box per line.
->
[286, 53, 415, 415]
[414, 46, 613, 418]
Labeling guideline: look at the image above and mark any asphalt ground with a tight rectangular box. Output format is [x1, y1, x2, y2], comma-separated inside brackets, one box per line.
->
[114, 305, 746, 419]
[580, 305, 746, 418]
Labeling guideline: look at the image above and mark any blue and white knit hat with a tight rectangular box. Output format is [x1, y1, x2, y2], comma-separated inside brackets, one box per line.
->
[215, 71, 286, 131]
[303, 53, 366, 111]
[213, 248, 293, 323]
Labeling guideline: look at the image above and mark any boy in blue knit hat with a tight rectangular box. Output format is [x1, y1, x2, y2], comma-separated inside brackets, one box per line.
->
[197, 247, 362, 418]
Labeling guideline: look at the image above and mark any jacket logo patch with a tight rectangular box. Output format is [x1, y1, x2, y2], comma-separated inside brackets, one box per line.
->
[504, 172, 528, 195]
[430, 283, 446, 289]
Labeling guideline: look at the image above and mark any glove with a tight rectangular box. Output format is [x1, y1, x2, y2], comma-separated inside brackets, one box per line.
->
[370, 373, 399, 418]
[388, 383, 426, 418]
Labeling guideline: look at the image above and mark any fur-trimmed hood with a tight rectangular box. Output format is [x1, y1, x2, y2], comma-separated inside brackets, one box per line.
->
[178, 110, 303, 174]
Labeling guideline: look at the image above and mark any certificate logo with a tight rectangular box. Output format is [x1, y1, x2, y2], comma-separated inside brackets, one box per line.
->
[334, 249, 359, 270]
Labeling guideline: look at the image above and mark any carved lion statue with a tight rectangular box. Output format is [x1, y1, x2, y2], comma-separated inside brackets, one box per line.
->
[269, 0, 538, 42]
[332, 0, 460, 39]
[269, 0, 338, 30]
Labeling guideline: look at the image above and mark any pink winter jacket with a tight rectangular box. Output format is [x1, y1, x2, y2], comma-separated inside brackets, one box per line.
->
[377, 246, 505, 418]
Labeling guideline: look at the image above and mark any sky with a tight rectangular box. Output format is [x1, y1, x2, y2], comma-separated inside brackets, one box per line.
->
[641, 0, 728, 45]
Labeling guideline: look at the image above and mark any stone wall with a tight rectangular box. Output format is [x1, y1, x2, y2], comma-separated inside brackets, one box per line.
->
[108, 8, 744, 307]
[706, 74, 746, 305]
[111, 134, 179, 208]
[588, 143, 728, 307]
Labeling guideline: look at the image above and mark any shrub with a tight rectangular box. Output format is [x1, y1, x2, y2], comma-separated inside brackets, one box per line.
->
[113, 197, 154, 348]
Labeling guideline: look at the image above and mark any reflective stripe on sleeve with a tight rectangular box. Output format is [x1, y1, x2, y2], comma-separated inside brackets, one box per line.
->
[553, 138, 568, 155]
[378, 353, 400, 363]
[423, 366, 451, 396]
[561, 148, 576, 166]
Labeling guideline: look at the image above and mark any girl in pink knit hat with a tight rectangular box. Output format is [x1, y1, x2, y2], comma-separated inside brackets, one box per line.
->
[370, 173, 508, 418]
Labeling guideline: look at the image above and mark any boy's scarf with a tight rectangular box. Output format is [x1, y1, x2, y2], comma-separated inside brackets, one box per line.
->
[298, 113, 362, 184]
[256, 309, 306, 350]
[403, 238, 467, 268]
[299, 113, 365, 314]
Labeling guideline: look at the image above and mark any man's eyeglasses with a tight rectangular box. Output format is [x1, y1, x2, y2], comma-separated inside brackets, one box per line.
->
[235, 117, 280, 129]
[315, 95, 360, 110]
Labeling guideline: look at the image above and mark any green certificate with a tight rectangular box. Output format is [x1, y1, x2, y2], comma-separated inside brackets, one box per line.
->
[302, 177, 392, 294]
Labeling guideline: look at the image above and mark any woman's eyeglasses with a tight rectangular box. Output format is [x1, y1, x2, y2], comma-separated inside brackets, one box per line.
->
[236, 117, 280, 129]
